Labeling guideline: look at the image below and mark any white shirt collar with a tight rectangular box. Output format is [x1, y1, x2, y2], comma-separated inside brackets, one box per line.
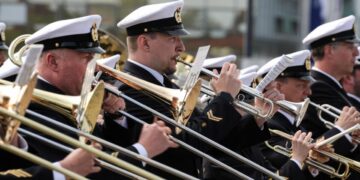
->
[347, 93, 360, 103]
[312, 67, 343, 88]
[128, 59, 164, 85]
[278, 109, 296, 125]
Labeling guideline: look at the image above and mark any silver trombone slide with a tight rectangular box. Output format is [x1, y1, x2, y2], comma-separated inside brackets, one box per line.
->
[17, 128, 145, 180]
[25, 109, 198, 180]
[0, 107, 162, 180]
[0, 142, 87, 180]
[103, 82, 284, 180]
[117, 109, 251, 179]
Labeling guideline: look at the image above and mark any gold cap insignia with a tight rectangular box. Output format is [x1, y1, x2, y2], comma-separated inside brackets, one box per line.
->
[305, 57, 311, 70]
[174, 7, 182, 23]
[1, 32, 5, 41]
[91, 23, 98, 42]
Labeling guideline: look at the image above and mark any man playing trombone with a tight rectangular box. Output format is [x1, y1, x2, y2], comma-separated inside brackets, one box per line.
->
[14, 15, 177, 178]
[114, 0, 287, 179]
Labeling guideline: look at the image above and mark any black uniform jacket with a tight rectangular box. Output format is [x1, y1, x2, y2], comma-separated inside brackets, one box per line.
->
[302, 70, 357, 156]
[112, 61, 271, 179]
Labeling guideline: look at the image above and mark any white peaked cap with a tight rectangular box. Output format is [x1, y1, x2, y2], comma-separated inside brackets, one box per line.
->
[303, 15, 359, 48]
[202, 55, 236, 69]
[25, 15, 104, 53]
[117, 0, 188, 36]
[96, 54, 120, 68]
[239, 72, 257, 87]
[240, 65, 259, 76]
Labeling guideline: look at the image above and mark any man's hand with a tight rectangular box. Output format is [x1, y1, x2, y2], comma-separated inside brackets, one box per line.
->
[309, 137, 334, 163]
[254, 82, 284, 126]
[138, 117, 178, 158]
[60, 142, 102, 176]
[210, 62, 241, 98]
[291, 130, 314, 164]
[335, 106, 360, 130]
[102, 93, 126, 114]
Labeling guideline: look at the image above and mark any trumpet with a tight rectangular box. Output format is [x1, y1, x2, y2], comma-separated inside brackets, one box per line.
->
[309, 102, 360, 145]
[177, 59, 309, 122]
[267, 129, 351, 179]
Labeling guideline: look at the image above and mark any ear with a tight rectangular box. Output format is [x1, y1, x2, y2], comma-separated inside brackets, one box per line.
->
[323, 44, 334, 57]
[44, 52, 59, 72]
[138, 35, 150, 52]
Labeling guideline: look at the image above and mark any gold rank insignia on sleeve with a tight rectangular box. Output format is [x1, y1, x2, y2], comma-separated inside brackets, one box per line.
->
[0, 169, 32, 178]
[206, 110, 223, 122]
[111, 151, 119, 157]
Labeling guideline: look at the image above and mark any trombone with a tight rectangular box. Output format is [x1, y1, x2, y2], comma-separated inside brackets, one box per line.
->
[100, 78, 285, 180]
[177, 59, 310, 123]
[0, 75, 87, 180]
[0, 79, 199, 180]
[268, 129, 360, 179]
[5, 34, 202, 179]
[0, 106, 164, 179]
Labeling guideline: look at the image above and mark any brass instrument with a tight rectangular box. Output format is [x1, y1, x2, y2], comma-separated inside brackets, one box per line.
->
[103, 81, 285, 180]
[309, 102, 360, 145]
[6, 34, 201, 180]
[0, 79, 199, 180]
[268, 129, 360, 179]
[97, 63, 201, 128]
[178, 59, 309, 121]
[0, 72, 87, 179]
[0, 106, 163, 179]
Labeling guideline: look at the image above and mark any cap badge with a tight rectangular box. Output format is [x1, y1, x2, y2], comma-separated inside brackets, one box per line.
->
[174, 7, 182, 23]
[305, 57, 311, 70]
[91, 23, 99, 42]
[1, 32, 5, 41]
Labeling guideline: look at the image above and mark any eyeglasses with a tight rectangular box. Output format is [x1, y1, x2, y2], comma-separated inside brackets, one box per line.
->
[331, 41, 359, 50]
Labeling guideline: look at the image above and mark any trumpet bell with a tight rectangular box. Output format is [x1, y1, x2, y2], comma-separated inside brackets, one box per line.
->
[276, 98, 310, 127]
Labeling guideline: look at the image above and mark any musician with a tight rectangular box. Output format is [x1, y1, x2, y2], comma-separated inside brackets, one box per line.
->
[0, 22, 8, 66]
[115, 0, 284, 178]
[301, 15, 360, 163]
[252, 50, 360, 179]
[20, 15, 176, 178]
[0, 127, 100, 179]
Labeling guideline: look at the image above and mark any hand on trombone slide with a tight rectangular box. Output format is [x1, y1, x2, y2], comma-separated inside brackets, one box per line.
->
[60, 140, 102, 176]
[102, 93, 126, 114]
[138, 117, 179, 158]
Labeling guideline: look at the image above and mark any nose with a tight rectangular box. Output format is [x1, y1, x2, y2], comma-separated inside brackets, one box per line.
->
[176, 37, 185, 52]
[353, 45, 359, 56]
